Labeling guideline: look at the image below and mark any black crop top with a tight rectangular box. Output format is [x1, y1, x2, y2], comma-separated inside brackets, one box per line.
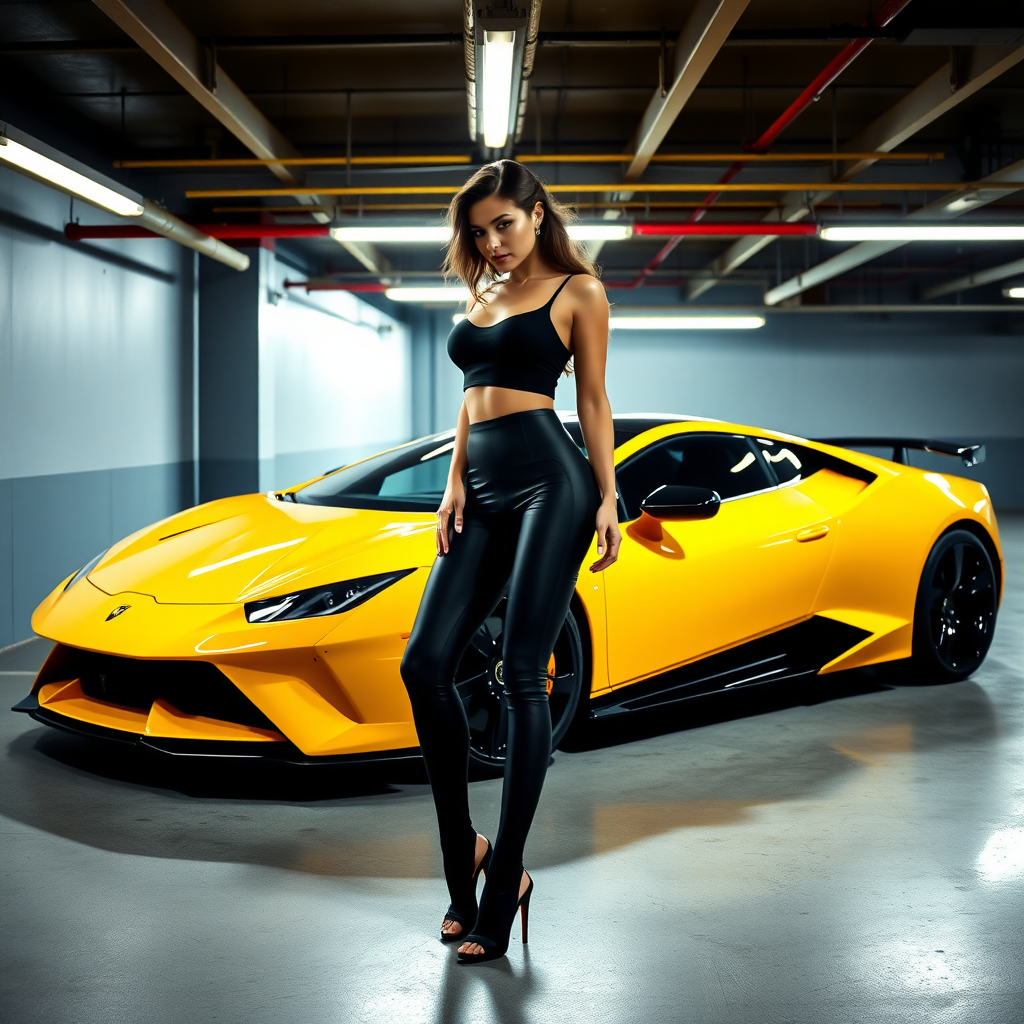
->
[446, 275, 574, 400]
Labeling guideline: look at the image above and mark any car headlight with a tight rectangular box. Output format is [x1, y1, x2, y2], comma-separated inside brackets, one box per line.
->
[244, 568, 416, 624]
[63, 548, 110, 591]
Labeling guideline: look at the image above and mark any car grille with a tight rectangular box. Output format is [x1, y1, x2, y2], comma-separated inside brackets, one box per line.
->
[46, 645, 276, 731]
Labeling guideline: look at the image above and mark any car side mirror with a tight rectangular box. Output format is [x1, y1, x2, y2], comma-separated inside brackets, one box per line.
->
[630, 485, 721, 543]
[641, 485, 721, 520]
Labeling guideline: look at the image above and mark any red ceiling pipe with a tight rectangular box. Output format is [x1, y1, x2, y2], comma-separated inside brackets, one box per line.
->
[687, 0, 913, 225]
[65, 223, 331, 240]
[618, 0, 914, 289]
[633, 222, 817, 237]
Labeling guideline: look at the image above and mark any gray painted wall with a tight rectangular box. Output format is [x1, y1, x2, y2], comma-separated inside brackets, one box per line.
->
[0, 175, 413, 647]
[0, 167, 194, 647]
[419, 304, 1024, 509]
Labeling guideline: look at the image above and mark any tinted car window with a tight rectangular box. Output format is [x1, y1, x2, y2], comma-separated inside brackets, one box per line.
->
[753, 437, 805, 485]
[616, 433, 774, 520]
[562, 417, 690, 453]
[294, 436, 454, 511]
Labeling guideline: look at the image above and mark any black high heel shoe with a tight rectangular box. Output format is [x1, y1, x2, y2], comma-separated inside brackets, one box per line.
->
[456, 871, 533, 964]
[439, 836, 492, 943]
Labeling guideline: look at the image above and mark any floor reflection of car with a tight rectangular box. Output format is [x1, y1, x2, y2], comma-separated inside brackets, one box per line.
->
[16, 414, 1002, 772]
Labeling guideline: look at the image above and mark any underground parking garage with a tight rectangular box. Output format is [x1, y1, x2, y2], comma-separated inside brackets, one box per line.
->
[1, 1, 1024, 1020]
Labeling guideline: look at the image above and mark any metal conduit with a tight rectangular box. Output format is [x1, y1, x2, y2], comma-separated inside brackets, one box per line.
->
[184, 182, 992, 199]
[115, 151, 942, 169]
[134, 202, 251, 268]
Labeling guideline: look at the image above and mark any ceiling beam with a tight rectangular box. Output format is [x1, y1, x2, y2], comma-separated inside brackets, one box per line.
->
[587, 0, 751, 260]
[919, 255, 1024, 301]
[687, 40, 1024, 300]
[763, 157, 1024, 306]
[89, 0, 390, 274]
[622, 0, 752, 185]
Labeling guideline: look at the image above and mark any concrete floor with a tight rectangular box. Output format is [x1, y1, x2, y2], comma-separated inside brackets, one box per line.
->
[2, 516, 1023, 1024]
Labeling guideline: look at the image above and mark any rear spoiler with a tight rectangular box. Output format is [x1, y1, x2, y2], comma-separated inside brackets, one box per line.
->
[814, 437, 985, 468]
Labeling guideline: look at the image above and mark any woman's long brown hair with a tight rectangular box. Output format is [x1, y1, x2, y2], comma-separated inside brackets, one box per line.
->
[442, 159, 598, 307]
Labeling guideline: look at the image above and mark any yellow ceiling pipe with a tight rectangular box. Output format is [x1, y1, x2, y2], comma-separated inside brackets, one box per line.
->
[211, 199, 897, 214]
[186, 181, 993, 199]
[120, 150, 942, 169]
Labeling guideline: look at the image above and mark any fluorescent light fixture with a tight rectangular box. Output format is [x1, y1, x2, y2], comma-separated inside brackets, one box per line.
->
[385, 287, 471, 303]
[820, 225, 1024, 242]
[331, 225, 451, 244]
[1005, 286, 1024, 299]
[331, 224, 633, 244]
[481, 31, 516, 149]
[611, 316, 765, 330]
[568, 224, 634, 241]
[0, 131, 143, 217]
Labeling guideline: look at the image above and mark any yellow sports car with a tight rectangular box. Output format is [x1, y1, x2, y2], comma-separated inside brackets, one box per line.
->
[14, 415, 1002, 770]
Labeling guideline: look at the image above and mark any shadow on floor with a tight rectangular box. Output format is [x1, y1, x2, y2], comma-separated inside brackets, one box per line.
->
[0, 658, 1001, 878]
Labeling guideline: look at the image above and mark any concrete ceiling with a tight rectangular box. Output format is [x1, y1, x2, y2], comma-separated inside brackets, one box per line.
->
[2, 0, 1023, 300]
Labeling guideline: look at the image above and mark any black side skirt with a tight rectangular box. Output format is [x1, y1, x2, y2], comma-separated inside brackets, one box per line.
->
[590, 616, 870, 719]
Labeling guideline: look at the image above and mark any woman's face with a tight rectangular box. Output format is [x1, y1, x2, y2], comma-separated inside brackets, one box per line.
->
[467, 194, 543, 274]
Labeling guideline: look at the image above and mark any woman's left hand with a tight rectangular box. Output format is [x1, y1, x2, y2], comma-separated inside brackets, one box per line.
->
[589, 499, 622, 572]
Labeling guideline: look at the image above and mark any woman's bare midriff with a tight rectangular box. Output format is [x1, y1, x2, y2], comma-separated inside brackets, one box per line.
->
[465, 385, 554, 425]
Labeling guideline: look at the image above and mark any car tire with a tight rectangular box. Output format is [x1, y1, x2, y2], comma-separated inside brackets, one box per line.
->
[909, 528, 998, 683]
[455, 595, 585, 774]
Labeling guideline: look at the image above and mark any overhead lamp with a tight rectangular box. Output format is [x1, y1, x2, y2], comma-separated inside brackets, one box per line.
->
[568, 224, 633, 241]
[0, 124, 144, 217]
[385, 287, 471, 303]
[611, 316, 765, 330]
[472, 5, 530, 153]
[1005, 287, 1024, 299]
[820, 225, 1024, 242]
[330, 223, 634, 245]
[331, 225, 451, 244]
[481, 31, 517, 149]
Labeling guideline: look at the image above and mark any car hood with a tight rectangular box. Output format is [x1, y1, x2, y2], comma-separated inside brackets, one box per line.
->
[88, 493, 438, 604]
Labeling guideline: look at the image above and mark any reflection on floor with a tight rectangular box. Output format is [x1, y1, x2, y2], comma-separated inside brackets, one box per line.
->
[2, 515, 1023, 1023]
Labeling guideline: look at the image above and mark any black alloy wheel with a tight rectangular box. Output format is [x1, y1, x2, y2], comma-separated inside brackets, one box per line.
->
[454, 595, 585, 771]
[911, 529, 998, 681]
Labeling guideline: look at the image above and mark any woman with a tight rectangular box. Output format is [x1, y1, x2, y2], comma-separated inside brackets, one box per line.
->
[399, 159, 621, 964]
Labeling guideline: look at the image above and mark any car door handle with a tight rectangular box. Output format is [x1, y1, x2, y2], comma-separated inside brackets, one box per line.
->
[796, 524, 830, 543]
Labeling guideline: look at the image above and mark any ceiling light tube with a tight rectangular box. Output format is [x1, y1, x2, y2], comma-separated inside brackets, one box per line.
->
[611, 316, 765, 330]
[481, 30, 516, 149]
[820, 225, 1024, 242]
[1005, 287, 1024, 299]
[385, 287, 471, 303]
[0, 125, 144, 217]
[568, 224, 634, 241]
[331, 225, 451, 243]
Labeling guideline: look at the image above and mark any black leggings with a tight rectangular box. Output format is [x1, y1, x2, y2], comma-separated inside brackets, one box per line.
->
[400, 407, 601, 933]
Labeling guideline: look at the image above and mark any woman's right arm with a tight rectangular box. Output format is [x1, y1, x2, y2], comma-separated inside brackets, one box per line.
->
[437, 398, 469, 555]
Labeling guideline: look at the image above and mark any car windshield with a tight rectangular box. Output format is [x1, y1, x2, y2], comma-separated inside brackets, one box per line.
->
[293, 435, 458, 511]
[290, 416, 695, 511]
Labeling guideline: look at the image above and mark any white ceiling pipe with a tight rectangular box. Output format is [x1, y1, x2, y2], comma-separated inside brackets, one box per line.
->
[136, 200, 250, 270]
[920, 255, 1024, 300]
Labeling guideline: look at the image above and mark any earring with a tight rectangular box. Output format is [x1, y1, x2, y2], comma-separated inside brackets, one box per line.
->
[535, 225, 541, 236]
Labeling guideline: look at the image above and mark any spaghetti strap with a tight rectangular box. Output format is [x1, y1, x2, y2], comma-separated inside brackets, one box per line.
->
[545, 275, 574, 306]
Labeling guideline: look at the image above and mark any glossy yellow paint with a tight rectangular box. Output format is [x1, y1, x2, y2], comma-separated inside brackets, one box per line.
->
[27, 420, 1002, 758]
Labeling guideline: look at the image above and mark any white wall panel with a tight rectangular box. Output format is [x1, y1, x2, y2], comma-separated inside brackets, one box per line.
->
[0, 168, 191, 481]
[260, 253, 412, 489]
